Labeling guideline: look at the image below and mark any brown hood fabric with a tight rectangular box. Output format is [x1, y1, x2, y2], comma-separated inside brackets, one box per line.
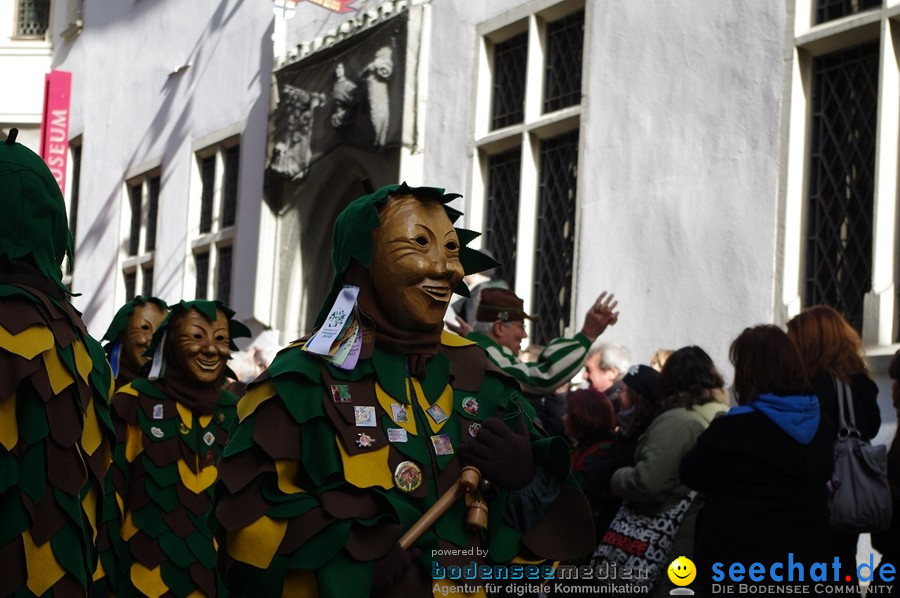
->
[343, 261, 443, 378]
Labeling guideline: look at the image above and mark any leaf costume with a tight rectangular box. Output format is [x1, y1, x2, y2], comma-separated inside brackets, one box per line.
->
[0, 130, 116, 596]
[102, 300, 249, 597]
[214, 184, 595, 597]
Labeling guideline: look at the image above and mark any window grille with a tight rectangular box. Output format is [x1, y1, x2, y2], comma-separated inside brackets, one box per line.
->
[146, 176, 160, 252]
[199, 156, 215, 234]
[484, 148, 522, 287]
[532, 130, 579, 345]
[216, 246, 233, 304]
[491, 33, 528, 130]
[544, 11, 584, 113]
[124, 271, 136, 302]
[805, 42, 878, 333]
[195, 252, 210, 300]
[128, 185, 141, 256]
[142, 265, 153, 297]
[16, 0, 49, 37]
[222, 146, 239, 227]
[815, 0, 881, 24]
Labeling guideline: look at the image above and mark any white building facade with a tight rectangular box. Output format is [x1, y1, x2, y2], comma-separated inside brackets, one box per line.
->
[4, 0, 898, 413]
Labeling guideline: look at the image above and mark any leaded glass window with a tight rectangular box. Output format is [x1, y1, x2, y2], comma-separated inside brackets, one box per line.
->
[124, 271, 136, 302]
[485, 148, 522, 287]
[544, 11, 584, 113]
[128, 185, 141, 256]
[195, 252, 210, 300]
[532, 130, 579, 345]
[142, 265, 153, 296]
[815, 0, 880, 25]
[216, 246, 233, 303]
[805, 42, 878, 332]
[16, 0, 49, 37]
[491, 33, 528, 130]
[222, 146, 240, 227]
[146, 176, 160, 252]
[199, 156, 215, 234]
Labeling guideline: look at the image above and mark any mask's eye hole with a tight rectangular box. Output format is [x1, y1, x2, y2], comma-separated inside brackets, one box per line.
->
[445, 241, 458, 251]
[415, 235, 428, 246]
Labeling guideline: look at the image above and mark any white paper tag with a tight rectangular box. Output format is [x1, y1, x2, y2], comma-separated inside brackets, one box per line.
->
[306, 286, 360, 355]
[148, 331, 166, 381]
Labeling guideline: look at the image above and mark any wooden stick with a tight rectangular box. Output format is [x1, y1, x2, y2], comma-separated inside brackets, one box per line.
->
[397, 466, 481, 550]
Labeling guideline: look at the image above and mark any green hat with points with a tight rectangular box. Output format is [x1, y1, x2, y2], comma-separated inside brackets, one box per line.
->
[146, 300, 251, 357]
[315, 182, 499, 327]
[0, 129, 73, 291]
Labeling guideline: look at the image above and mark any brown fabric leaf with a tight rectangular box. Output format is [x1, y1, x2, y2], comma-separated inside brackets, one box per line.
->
[320, 489, 383, 520]
[277, 507, 333, 555]
[345, 521, 403, 561]
[520, 485, 596, 561]
[111, 392, 139, 424]
[0, 539, 25, 596]
[0, 295, 45, 335]
[46, 437, 86, 496]
[23, 492, 66, 546]
[126, 468, 153, 513]
[441, 344, 488, 393]
[252, 401, 301, 459]
[29, 361, 54, 402]
[0, 352, 40, 400]
[214, 478, 269, 531]
[129, 531, 166, 569]
[141, 435, 182, 470]
[49, 572, 83, 597]
[217, 449, 275, 494]
[175, 483, 212, 516]
[189, 562, 217, 598]
[321, 371, 387, 457]
[45, 390, 82, 448]
[162, 505, 197, 538]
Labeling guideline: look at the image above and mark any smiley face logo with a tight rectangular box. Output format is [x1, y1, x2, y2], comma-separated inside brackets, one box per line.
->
[667, 556, 696, 587]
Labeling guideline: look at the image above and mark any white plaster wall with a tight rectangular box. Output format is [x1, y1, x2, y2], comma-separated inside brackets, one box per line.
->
[53, 0, 274, 339]
[420, 0, 787, 379]
[0, 0, 52, 142]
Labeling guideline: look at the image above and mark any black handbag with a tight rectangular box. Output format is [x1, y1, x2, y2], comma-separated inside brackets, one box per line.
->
[828, 380, 892, 533]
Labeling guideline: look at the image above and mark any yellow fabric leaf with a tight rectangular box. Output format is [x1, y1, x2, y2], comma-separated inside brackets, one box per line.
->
[118, 383, 139, 397]
[284, 569, 318, 597]
[23, 529, 66, 595]
[175, 402, 192, 431]
[0, 393, 18, 451]
[125, 423, 143, 463]
[72, 339, 92, 384]
[337, 438, 392, 489]
[226, 515, 287, 569]
[177, 459, 218, 494]
[81, 397, 102, 456]
[82, 486, 98, 541]
[43, 346, 75, 394]
[237, 381, 277, 421]
[93, 559, 106, 582]
[412, 379, 452, 433]
[131, 562, 167, 598]
[122, 510, 139, 541]
[376, 382, 416, 436]
[0, 323, 53, 360]
[275, 460, 307, 494]
[440, 330, 476, 348]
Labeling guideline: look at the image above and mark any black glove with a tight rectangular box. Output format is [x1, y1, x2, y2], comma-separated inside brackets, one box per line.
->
[370, 544, 419, 597]
[458, 416, 535, 491]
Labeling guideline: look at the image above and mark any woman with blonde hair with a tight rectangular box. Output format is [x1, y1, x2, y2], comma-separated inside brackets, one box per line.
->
[787, 304, 881, 593]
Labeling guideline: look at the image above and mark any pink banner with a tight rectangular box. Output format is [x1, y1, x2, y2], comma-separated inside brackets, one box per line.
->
[39, 70, 72, 194]
[304, 0, 356, 14]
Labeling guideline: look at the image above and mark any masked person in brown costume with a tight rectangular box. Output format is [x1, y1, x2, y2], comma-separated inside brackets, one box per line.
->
[213, 183, 595, 597]
[102, 296, 169, 389]
[0, 129, 116, 595]
[100, 300, 250, 596]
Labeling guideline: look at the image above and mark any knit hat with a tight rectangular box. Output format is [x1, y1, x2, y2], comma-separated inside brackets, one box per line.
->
[622, 364, 659, 400]
[475, 288, 536, 323]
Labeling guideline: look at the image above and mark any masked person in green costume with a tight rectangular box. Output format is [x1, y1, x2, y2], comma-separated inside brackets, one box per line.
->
[214, 183, 595, 597]
[102, 296, 169, 389]
[0, 129, 116, 596]
[100, 300, 250, 596]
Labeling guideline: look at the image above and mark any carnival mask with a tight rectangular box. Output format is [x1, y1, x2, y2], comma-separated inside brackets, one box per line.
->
[121, 302, 167, 372]
[370, 194, 464, 331]
[169, 308, 230, 385]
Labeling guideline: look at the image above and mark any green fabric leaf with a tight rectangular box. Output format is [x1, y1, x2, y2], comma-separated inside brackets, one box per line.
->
[19, 441, 46, 503]
[299, 419, 343, 487]
[186, 531, 217, 569]
[18, 388, 49, 445]
[0, 451, 19, 493]
[274, 374, 327, 424]
[49, 520, 88, 586]
[222, 414, 256, 458]
[231, 554, 289, 597]
[315, 549, 373, 598]
[160, 559, 195, 597]
[132, 502, 171, 539]
[0, 491, 27, 546]
[159, 531, 195, 568]
[370, 348, 408, 402]
[141, 456, 179, 487]
[285, 520, 350, 569]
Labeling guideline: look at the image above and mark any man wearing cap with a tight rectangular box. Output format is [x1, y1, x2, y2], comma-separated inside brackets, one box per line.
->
[466, 287, 619, 398]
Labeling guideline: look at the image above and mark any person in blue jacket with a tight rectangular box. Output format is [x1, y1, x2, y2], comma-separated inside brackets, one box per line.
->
[680, 325, 834, 596]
